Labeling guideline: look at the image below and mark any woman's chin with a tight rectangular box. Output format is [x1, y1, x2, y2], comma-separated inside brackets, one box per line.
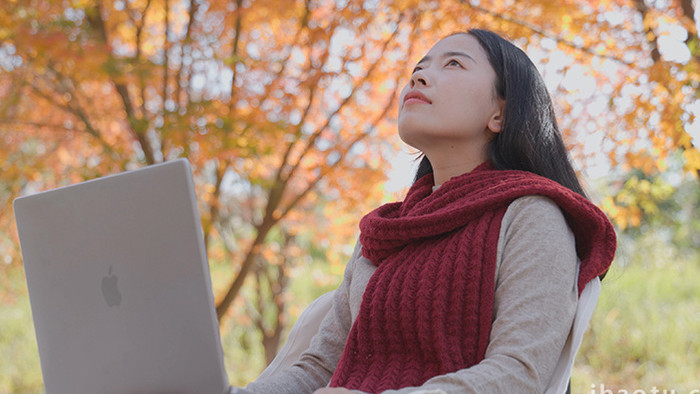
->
[396, 132, 420, 151]
[397, 128, 435, 153]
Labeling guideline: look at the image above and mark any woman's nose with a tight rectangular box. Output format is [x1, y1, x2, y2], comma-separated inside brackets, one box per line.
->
[410, 70, 428, 88]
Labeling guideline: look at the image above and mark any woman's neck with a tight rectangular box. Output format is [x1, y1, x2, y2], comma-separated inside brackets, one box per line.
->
[427, 152, 488, 186]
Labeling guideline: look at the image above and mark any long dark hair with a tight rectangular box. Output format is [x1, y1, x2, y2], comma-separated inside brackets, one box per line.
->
[414, 29, 588, 199]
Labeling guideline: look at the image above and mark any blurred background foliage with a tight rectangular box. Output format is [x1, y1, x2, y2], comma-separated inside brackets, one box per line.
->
[1, 0, 699, 392]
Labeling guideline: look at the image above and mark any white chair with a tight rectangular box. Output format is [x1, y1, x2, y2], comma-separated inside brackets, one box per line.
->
[258, 278, 602, 394]
[256, 290, 336, 381]
[545, 277, 601, 394]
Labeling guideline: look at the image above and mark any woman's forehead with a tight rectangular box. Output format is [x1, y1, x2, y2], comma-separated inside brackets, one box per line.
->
[421, 34, 487, 64]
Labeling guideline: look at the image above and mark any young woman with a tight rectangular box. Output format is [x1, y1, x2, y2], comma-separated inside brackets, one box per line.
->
[236, 28, 617, 394]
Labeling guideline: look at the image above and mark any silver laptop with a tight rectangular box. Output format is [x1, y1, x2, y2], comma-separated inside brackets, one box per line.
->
[14, 159, 230, 394]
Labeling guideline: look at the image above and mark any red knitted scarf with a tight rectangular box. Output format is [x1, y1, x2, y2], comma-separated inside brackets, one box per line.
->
[329, 163, 616, 393]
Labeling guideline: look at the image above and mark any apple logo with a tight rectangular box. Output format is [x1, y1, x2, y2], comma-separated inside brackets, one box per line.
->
[101, 266, 122, 307]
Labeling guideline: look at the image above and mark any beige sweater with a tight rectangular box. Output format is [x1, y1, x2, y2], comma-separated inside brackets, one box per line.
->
[240, 195, 579, 393]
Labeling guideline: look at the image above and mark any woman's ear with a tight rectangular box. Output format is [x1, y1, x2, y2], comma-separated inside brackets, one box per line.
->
[486, 98, 505, 134]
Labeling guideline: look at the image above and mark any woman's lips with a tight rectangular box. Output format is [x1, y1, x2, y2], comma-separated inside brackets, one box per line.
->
[403, 91, 432, 105]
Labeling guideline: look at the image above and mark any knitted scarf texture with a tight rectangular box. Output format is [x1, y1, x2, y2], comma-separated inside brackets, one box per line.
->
[329, 163, 616, 393]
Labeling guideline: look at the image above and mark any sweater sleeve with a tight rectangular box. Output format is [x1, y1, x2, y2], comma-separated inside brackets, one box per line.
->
[238, 242, 362, 394]
[380, 195, 579, 394]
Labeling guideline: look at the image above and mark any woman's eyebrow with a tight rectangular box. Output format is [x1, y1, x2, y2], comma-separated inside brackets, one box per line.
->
[417, 51, 477, 66]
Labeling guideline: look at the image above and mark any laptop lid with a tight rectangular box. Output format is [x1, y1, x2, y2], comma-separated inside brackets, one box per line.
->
[14, 159, 229, 394]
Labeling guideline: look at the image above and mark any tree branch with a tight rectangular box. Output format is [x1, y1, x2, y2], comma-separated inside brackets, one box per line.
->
[255, 0, 313, 110]
[278, 60, 404, 220]
[203, 161, 225, 253]
[135, 0, 154, 120]
[28, 82, 120, 160]
[215, 10, 409, 321]
[459, 0, 635, 66]
[215, 217, 276, 320]
[228, 0, 244, 113]
[284, 12, 406, 185]
[633, 0, 661, 63]
[87, 3, 156, 164]
[161, 0, 170, 159]
[175, 0, 199, 111]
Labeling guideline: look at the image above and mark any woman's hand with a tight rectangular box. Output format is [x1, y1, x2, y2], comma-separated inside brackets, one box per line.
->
[313, 388, 359, 394]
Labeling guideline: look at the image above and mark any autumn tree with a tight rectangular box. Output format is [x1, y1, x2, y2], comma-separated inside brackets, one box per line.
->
[0, 0, 416, 317]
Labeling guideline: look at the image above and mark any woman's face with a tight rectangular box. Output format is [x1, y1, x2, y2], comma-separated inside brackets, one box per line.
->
[398, 34, 503, 157]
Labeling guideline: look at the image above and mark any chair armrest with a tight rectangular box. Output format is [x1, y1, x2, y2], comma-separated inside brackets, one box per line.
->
[257, 290, 337, 380]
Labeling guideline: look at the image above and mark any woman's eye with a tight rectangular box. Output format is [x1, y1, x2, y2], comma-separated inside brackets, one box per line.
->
[446, 59, 461, 67]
